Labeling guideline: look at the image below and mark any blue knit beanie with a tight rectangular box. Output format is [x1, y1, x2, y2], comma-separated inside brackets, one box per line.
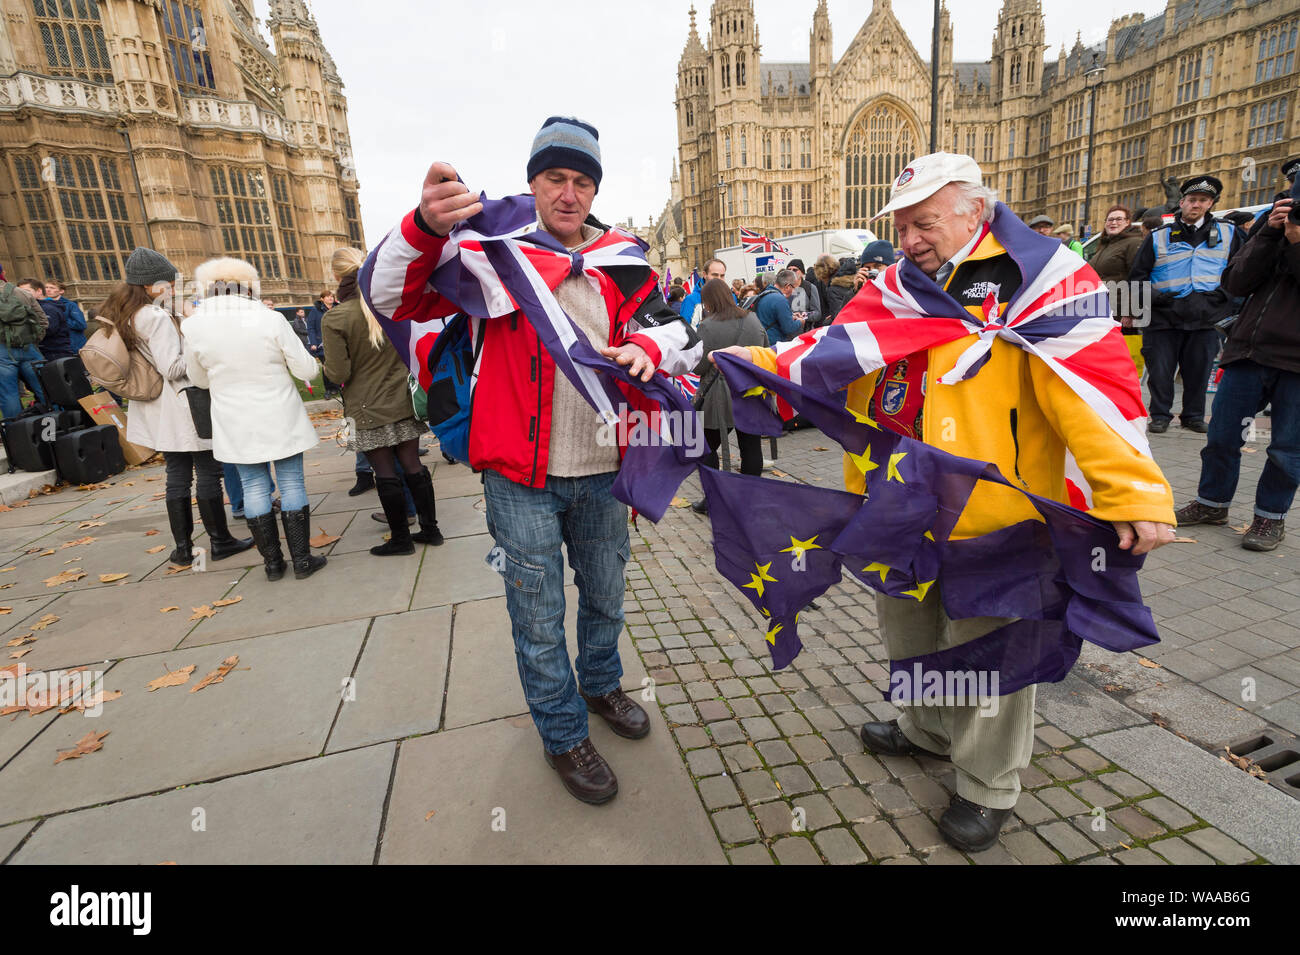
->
[526, 116, 602, 191]
[860, 240, 895, 266]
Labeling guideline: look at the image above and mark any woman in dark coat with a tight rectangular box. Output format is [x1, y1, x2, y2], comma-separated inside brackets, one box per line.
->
[1089, 205, 1147, 377]
[323, 248, 442, 554]
[690, 279, 768, 514]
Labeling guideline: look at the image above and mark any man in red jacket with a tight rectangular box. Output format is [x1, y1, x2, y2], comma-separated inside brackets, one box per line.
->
[367, 117, 700, 804]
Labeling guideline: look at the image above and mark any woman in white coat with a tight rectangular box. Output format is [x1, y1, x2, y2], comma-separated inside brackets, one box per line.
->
[97, 248, 252, 566]
[183, 257, 326, 581]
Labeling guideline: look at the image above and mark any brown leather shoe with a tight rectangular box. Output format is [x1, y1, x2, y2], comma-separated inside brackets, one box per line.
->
[581, 687, 651, 739]
[544, 738, 618, 804]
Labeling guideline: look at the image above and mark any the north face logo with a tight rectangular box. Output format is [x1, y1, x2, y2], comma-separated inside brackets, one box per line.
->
[962, 281, 1001, 300]
[895, 167, 915, 188]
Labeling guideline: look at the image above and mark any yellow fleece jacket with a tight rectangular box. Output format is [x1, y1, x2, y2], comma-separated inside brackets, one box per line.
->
[749, 235, 1176, 540]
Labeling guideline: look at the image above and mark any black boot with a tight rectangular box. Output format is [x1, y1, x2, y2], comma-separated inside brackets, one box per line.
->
[404, 467, 444, 545]
[347, 471, 375, 497]
[370, 477, 415, 556]
[195, 497, 253, 560]
[280, 505, 327, 580]
[165, 498, 194, 566]
[246, 512, 286, 581]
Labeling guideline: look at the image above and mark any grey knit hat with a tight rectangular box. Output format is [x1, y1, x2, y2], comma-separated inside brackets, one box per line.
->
[526, 116, 602, 190]
[124, 247, 178, 286]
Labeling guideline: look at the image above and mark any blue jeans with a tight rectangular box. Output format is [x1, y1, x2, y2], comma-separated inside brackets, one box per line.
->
[1197, 360, 1300, 520]
[483, 469, 630, 755]
[235, 454, 308, 518]
[0, 345, 46, 420]
[223, 461, 276, 514]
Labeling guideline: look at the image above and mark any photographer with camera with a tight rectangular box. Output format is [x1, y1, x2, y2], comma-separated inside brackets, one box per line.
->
[1174, 166, 1300, 552]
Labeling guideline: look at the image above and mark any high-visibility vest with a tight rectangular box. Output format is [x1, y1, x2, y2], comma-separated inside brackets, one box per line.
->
[1149, 221, 1235, 298]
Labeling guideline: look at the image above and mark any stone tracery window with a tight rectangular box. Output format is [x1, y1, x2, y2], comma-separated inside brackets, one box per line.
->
[163, 0, 216, 92]
[844, 100, 920, 246]
[32, 0, 112, 84]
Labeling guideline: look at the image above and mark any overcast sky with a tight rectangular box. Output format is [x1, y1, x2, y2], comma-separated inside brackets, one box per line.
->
[267, 0, 1170, 244]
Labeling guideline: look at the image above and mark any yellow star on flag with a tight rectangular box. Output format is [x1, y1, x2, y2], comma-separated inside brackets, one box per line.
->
[779, 535, 823, 559]
[902, 578, 936, 602]
[848, 444, 879, 474]
[887, 451, 908, 483]
[765, 622, 783, 645]
[847, 406, 881, 430]
[743, 386, 768, 398]
[863, 561, 891, 583]
[742, 561, 778, 598]
[923, 530, 935, 541]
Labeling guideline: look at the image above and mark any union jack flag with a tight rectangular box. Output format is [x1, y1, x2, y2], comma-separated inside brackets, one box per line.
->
[765, 204, 1152, 510]
[683, 269, 700, 296]
[740, 227, 789, 255]
[673, 371, 700, 399]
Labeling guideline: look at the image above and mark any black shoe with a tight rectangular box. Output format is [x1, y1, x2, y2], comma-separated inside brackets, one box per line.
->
[371, 510, 415, 525]
[691, 499, 708, 515]
[404, 467, 444, 545]
[417, 447, 429, 457]
[347, 471, 375, 497]
[938, 794, 1012, 852]
[246, 511, 286, 581]
[1174, 500, 1229, 526]
[280, 505, 327, 579]
[1148, 419, 1170, 434]
[441, 451, 457, 465]
[858, 719, 949, 761]
[1181, 419, 1208, 433]
[1242, 516, 1285, 552]
[370, 477, 415, 556]
[544, 738, 618, 805]
[195, 496, 253, 560]
[165, 498, 194, 566]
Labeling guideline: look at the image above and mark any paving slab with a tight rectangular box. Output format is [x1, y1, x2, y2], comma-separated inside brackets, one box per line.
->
[444, 590, 581, 729]
[1126, 682, 1269, 748]
[379, 715, 723, 864]
[180, 550, 417, 646]
[409, 533, 505, 609]
[11, 742, 394, 864]
[327, 607, 451, 752]
[0, 820, 36, 861]
[1086, 724, 1297, 864]
[0, 698, 59, 767]
[0, 620, 367, 825]
[430, 467, 486, 500]
[1034, 673, 1148, 738]
[2, 572, 243, 671]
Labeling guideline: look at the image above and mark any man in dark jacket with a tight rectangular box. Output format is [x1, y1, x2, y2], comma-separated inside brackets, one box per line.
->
[22, 279, 75, 362]
[1174, 195, 1300, 551]
[1247, 156, 1298, 238]
[1129, 176, 1245, 433]
[754, 269, 802, 344]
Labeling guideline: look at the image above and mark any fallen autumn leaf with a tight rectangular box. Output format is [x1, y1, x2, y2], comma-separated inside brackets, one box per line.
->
[190, 655, 240, 693]
[54, 730, 109, 764]
[146, 665, 195, 691]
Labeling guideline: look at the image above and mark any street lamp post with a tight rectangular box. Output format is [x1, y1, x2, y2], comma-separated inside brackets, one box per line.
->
[717, 175, 728, 253]
[1082, 55, 1106, 240]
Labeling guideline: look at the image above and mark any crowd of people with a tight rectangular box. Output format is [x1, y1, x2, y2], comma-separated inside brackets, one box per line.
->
[0, 239, 449, 584]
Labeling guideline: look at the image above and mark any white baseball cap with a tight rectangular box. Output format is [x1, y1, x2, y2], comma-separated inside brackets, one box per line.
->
[871, 152, 984, 221]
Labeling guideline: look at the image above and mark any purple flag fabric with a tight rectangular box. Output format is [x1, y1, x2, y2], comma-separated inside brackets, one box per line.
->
[706, 352, 1159, 692]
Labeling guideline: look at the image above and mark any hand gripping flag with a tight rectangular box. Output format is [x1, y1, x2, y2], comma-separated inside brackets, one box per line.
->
[360, 192, 703, 521]
[708, 352, 1158, 691]
[764, 203, 1150, 509]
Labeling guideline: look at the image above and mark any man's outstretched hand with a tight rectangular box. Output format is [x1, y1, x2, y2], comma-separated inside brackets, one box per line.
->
[420, 161, 483, 237]
[1113, 520, 1175, 556]
[709, 345, 755, 366]
[601, 342, 657, 382]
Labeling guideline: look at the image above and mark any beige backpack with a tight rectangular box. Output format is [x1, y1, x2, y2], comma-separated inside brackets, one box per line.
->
[78, 323, 163, 401]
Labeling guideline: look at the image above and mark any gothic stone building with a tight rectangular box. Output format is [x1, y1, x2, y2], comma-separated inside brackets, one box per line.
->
[0, 0, 363, 303]
[672, 0, 1299, 269]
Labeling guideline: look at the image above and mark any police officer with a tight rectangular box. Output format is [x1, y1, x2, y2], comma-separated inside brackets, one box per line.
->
[1129, 175, 1245, 433]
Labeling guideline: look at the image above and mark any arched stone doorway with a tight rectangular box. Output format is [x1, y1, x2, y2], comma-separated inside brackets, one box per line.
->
[843, 98, 922, 247]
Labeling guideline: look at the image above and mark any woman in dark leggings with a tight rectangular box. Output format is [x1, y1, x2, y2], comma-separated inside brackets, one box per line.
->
[323, 248, 442, 555]
[690, 278, 769, 514]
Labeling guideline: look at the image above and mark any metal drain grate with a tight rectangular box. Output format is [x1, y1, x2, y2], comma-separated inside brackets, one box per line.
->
[1224, 732, 1300, 799]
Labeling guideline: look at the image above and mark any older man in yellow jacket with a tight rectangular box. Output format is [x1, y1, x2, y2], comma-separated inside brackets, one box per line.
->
[718, 153, 1176, 853]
